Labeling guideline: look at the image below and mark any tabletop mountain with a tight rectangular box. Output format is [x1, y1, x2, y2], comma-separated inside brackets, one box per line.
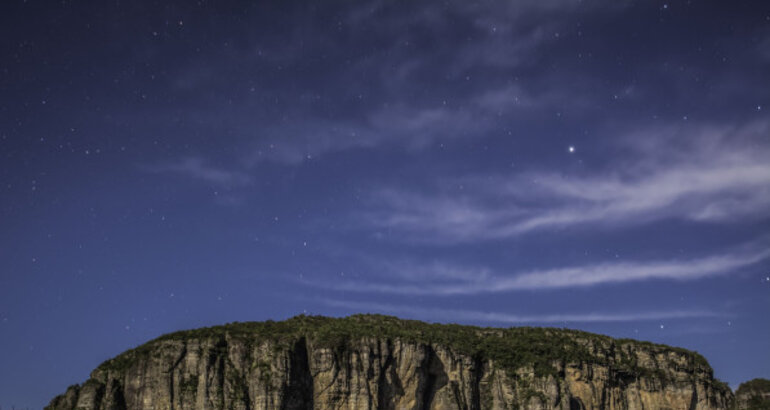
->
[46, 314, 733, 410]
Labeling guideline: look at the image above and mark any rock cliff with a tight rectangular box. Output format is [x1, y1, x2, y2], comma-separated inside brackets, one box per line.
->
[733, 378, 770, 409]
[47, 314, 733, 410]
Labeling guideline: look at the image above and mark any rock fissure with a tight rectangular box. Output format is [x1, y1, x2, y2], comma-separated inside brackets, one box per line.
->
[168, 344, 188, 410]
[470, 354, 483, 410]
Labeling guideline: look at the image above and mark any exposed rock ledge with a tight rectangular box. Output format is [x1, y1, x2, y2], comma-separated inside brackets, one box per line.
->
[47, 314, 733, 410]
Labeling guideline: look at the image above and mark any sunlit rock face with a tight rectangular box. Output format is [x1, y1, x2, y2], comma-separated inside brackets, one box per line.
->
[46, 315, 733, 410]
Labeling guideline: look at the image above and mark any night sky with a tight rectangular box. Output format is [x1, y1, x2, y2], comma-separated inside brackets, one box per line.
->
[2, 0, 770, 408]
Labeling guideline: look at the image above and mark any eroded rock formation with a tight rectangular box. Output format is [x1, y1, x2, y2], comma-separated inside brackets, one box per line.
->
[733, 378, 770, 409]
[46, 315, 733, 410]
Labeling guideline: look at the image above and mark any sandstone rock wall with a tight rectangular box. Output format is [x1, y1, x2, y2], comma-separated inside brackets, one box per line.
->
[46, 317, 733, 410]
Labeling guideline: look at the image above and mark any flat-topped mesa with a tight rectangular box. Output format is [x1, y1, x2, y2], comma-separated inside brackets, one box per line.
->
[46, 314, 733, 410]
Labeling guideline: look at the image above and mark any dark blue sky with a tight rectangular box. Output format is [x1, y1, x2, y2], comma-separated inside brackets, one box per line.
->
[2, 0, 769, 408]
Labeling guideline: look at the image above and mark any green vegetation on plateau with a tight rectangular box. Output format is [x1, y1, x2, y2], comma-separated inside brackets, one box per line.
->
[97, 314, 723, 390]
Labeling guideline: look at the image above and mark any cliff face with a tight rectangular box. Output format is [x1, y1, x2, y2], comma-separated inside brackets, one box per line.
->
[733, 378, 770, 409]
[47, 315, 733, 410]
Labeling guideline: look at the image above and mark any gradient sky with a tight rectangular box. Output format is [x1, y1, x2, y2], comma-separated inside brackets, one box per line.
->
[2, 1, 770, 408]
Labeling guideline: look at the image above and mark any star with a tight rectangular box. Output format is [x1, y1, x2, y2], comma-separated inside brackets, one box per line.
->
[568, 146, 575, 153]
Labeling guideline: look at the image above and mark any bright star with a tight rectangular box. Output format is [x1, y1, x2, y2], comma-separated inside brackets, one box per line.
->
[568, 146, 575, 153]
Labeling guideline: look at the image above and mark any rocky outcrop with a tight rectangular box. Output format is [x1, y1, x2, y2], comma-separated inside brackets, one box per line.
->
[46, 315, 734, 410]
[733, 378, 770, 409]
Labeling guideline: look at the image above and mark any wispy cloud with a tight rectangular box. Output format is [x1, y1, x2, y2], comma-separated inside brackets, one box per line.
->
[308, 239, 770, 295]
[144, 157, 251, 186]
[157, 1, 612, 168]
[361, 121, 770, 242]
[319, 299, 724, 324]
[242, 105, 480, 165]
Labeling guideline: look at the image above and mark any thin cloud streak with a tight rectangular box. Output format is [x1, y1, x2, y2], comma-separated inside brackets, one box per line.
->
[143, 157, 252, 186]
[363, 122, 770, 242]
[243, 105, 481, 166]
[311, 240, 770, 295]
[319, 299, 724, 324]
